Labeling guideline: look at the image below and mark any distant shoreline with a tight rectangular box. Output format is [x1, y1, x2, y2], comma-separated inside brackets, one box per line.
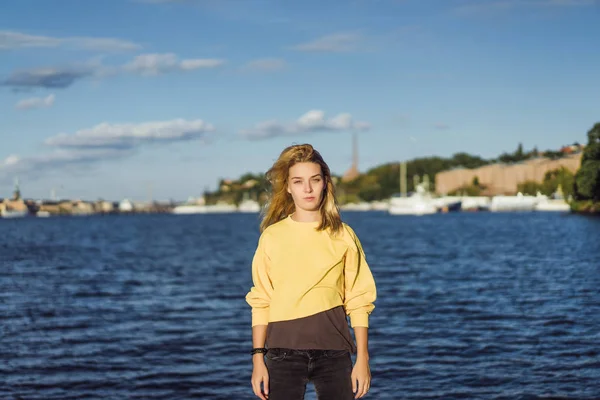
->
[570, 200, 600, 215]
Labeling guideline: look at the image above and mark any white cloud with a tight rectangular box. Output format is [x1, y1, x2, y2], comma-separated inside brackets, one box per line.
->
[124, 53, 225, 75]
[2, 67, 94, 89]
[67, 37, 141, 52]
[291, 32, 364, 53]
[0, 30, 140, 51]
[241, 58, 287, 72]
[0, 148, 133, 179]
[240, 110, 370, 140]
[3, 155, 21, 166]
[1, 118, 216, 182]
[180, 58, 224, 70]
[45, 119, 215, 149]
[0, 31, 60, 49]
[15, 94, 56, 110]
[2, 53, 224, 89]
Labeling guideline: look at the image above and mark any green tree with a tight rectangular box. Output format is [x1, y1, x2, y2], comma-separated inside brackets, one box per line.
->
[357, 175, 382, 202]
[449, 184, 483, 196]
[517, 181, 544, 195]
[516, 142, 524, 160]
[574, 122, 600, 202]
[542, 167, 574, 198]
[544, 150, 565, 160]
[498, 143, 538, 164]
[516, 168, 574, 197]
[451, 153, 489, 169]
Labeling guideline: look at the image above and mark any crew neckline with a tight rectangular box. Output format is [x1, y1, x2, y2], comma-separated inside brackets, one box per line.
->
[287, 213, 320, 227]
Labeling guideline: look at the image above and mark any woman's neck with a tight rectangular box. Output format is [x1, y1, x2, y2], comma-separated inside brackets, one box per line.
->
[291, 209, 321, 223]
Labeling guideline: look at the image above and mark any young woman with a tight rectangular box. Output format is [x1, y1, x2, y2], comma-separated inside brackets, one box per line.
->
[246, 143, 377, 400]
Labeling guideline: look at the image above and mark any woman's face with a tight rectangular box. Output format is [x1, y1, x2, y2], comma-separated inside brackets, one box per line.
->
[287, 162, 325, 212]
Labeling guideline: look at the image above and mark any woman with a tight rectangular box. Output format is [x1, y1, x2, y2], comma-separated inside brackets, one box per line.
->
[245, 143, 377, 400]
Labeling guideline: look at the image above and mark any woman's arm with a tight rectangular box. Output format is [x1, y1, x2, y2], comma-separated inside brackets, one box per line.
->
[342, 225, 376, 399]
[246, 233, 273, 399]
[245, 234, 273, 327]
[354, 326, 369, 362]
[352, 327, 371, 399]
[252, 324, 268, 350]
[342, 226, 376, 329]
[251, 325, 269, 400]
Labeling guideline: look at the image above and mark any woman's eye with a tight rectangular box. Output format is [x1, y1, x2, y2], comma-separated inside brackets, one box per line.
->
[293, 181, 302, 184]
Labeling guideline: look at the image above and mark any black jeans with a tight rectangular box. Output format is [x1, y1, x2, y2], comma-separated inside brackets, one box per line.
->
[265, 348, 354, 400]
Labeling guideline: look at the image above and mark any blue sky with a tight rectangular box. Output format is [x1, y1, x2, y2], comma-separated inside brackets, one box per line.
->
[1, 0, 599, 201]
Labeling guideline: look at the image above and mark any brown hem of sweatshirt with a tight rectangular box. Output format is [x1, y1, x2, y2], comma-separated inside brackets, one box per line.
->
[265, 305, 357, 353]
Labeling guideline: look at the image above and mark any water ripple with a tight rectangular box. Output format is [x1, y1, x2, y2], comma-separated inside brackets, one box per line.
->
[1, 212, 599, 399]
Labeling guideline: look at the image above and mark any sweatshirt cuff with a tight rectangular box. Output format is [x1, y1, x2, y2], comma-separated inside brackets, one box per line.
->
[350, 312, 369, 328]
[251, 308, 270, 327]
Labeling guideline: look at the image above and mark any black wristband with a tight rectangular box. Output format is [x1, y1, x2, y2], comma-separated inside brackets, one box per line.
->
[251, 347, 268, 355]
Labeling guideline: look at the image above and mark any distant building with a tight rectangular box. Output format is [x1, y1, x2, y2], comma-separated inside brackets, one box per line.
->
[95, 200, 115, 214]
[560, 143, 584, 154]
[1, 178, 28, 216]
[71, 200, 94, 215]
[435, 152, 583, 196]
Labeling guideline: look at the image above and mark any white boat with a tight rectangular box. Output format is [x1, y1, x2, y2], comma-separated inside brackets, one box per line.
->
[460, 196, 491, 211]
[535, 199, 570, 212]
[388, 162, 438, 216]
[389, 197, 437, 215]
[1, 209, 28, 218]
[238, 199, 261, 213]
[370, 200, 390, 211]
[389, 184, 437, 216]
[340, 202, 372, 212]
[534, 187, 570, 212]
[205, 202, 237, 213]
[119, 199, 134, 213]
[172, 204, 207, 214]
[172, 196, 208, 214]
[432, 196, 462, 213]
[490, 193, 537, 212]
[36, 211, 51, 218]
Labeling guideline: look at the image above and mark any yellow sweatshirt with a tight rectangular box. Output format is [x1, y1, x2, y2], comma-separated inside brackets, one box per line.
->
[245, 214, 377, 328]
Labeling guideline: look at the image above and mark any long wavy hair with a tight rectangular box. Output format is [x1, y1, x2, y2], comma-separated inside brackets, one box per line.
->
[260, 143, 343, 234]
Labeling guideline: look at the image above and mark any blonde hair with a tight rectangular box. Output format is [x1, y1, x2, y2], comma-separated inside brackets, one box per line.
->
[260, 143, 343, 234]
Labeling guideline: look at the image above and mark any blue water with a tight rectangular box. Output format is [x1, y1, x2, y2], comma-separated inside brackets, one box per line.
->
[1, 212, 599, 399]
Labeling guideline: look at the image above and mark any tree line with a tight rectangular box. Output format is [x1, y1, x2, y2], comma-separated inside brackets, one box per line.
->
[571, 122, 600, 212]
[203, 133, 596, 206]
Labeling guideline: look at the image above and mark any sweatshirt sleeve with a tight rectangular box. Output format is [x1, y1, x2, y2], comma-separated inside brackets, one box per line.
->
[245, 233, 273, 327]
[343, 225, 377, 328]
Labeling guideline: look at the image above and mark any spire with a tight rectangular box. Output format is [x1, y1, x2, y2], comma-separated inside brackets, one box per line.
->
[342, 132, 360, 182]
[352, 131, 358, 169]
[13, 177, 21, 201]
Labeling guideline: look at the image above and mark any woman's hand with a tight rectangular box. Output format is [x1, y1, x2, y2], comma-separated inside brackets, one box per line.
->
[351, 356, 371, 398]
[251, 355, 269, 399]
